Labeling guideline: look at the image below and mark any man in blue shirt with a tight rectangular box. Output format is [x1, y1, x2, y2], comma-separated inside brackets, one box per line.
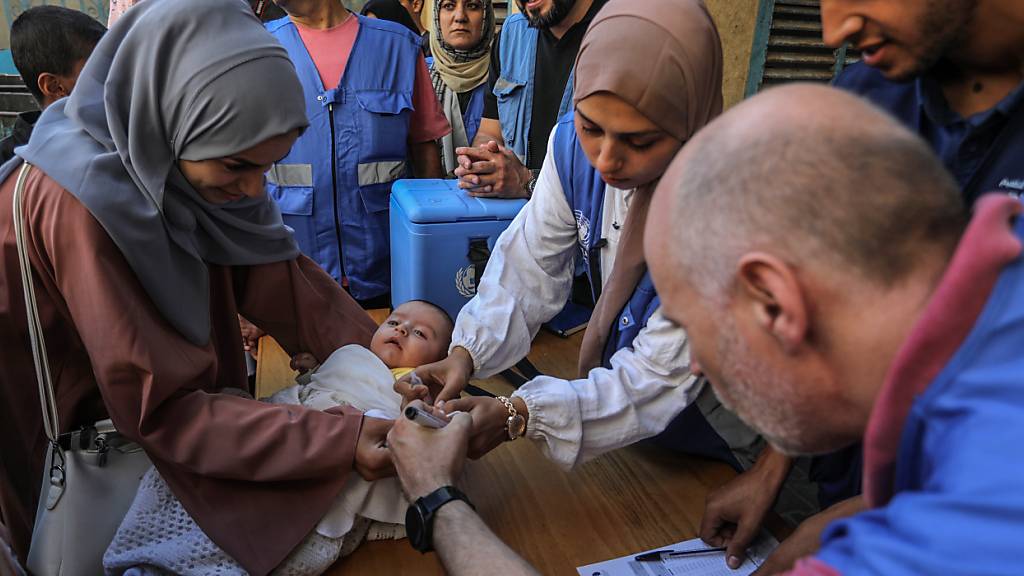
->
[700, 2, 1024, 569]
[649, 84, 1024, 576]
[826, 0, 1024, 205]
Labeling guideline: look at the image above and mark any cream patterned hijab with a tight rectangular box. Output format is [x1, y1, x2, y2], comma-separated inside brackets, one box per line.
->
[426, 0, 495, 96]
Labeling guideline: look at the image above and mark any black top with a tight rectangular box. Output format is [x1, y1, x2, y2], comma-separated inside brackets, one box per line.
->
[421, 31, 432, 58]
[360, 0, 421, 34]
[483, 0, 608, 169]
[0, 110, 40, 164]
[457, 90, 473, 116]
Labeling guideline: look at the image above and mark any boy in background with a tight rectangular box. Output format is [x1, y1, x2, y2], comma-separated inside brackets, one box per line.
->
[1, 6, 105, 163]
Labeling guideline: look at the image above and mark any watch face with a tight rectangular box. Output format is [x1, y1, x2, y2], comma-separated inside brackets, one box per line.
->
[508, 414, 526, 440]
[406, 503, 428, 551]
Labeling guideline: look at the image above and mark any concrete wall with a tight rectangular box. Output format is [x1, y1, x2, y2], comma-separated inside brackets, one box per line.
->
[509, 0, 762, 109]
[0, 0, 762, 108]
[704, 0, 761, 108]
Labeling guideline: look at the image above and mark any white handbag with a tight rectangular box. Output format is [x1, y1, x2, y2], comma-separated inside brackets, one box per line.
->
[12, 163, 152, 576]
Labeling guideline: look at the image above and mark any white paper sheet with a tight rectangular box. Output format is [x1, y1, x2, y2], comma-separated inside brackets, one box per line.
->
[577, 535, 778, 576]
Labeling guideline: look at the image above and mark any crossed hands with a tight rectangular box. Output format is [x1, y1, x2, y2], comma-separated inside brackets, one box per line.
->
[455, 141, 533, 199]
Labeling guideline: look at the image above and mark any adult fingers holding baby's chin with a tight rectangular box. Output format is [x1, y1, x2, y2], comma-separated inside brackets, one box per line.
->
[394, 376, 431, 407]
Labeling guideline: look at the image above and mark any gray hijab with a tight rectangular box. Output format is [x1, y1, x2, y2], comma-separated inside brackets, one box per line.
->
[14, 0, 309, 345]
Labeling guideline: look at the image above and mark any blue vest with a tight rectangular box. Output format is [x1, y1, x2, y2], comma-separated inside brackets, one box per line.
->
[494, 14, 575, 164]
[266, 16, 420, 299]
[835, 62, 1024, 206]
[818, 201, 1024, 575]
[463, 84, 486, 145]
[552, 116, 738, 467]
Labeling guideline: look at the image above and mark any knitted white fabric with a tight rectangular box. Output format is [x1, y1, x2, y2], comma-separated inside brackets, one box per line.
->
[103, 467, 361, 575]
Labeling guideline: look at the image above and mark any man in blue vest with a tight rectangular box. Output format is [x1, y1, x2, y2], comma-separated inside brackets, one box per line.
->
[700, 2, 1024, 569]
[266, 0, 450, 309]
[453, 0, 608, 198]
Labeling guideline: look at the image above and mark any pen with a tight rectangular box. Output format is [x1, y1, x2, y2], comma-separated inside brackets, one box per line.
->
[634, 547, 727, 562]
[404, 405, 449, 429]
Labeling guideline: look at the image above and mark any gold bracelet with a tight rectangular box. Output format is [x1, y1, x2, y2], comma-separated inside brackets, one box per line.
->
[496, 396, 526, 441]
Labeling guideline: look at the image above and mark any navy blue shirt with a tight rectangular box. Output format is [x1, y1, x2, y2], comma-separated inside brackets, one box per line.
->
[835, 62, 1024, 206]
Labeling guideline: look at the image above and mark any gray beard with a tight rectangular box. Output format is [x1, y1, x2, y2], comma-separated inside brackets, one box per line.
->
[712, 319, 815, 456]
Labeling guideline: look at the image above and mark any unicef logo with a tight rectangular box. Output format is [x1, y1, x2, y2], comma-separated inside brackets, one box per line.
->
[574, 210, 592, 262]
[456, 265, 477, 298]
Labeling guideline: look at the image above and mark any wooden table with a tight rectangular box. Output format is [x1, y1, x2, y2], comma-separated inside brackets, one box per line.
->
[333, 437, 738, 575]
[294, 325, 760, 575]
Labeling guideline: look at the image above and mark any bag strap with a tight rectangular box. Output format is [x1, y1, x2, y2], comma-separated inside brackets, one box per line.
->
[12, 162, 60, 444]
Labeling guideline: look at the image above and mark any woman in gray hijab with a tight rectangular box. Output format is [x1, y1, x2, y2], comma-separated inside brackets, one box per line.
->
[0, 0, 391, 573]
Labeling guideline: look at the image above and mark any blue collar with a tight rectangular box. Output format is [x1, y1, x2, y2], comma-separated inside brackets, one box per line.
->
[917, 73, 1024, 128]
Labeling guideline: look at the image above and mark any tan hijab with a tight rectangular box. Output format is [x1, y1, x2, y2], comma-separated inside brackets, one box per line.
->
[425, 0, 495, 94]
[576, 0, 723, 376]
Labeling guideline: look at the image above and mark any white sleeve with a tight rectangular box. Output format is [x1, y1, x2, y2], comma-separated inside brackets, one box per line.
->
[450, 131, 579, 377]
[513, 309, 705, 470]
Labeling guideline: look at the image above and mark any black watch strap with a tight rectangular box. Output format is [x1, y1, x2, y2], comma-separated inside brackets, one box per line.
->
[407, 485, 474, 553]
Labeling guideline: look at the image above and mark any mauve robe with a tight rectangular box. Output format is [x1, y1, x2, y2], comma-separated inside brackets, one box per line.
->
[0, 168, 379, 575]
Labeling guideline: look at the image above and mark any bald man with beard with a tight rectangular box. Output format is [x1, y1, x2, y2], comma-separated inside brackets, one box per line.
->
[702, 1, 1024, 569]
[644, 83, 1024, 575]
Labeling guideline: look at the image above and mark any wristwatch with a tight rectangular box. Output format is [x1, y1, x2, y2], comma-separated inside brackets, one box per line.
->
[406, 485, 475, 553]
[497, 396, 526, 441]
[522, 168, 540, 197]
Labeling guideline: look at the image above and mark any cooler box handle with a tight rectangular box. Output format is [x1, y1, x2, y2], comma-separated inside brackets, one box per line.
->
[467, 238, 491, 293]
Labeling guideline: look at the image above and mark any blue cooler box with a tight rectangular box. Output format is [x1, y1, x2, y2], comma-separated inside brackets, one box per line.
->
[390, 179, 527, 320]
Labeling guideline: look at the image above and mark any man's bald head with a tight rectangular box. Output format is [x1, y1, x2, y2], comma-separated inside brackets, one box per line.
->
[648, 83, 965, 303]
[645, 84, 968, 455]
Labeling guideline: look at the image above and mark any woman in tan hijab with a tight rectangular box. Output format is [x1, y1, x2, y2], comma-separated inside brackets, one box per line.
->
[398, 0, 767, 485]
[424, 0, 496, 174]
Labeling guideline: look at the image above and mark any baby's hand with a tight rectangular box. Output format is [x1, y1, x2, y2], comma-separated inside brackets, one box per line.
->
[290, 352, 318, 373]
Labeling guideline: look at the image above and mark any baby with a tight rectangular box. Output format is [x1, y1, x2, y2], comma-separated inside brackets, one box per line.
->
[278, 300, 453, 418]
[105, 301, 455, 576]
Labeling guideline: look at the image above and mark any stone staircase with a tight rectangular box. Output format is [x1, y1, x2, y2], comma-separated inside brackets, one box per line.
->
[0, 74, 36, 138]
